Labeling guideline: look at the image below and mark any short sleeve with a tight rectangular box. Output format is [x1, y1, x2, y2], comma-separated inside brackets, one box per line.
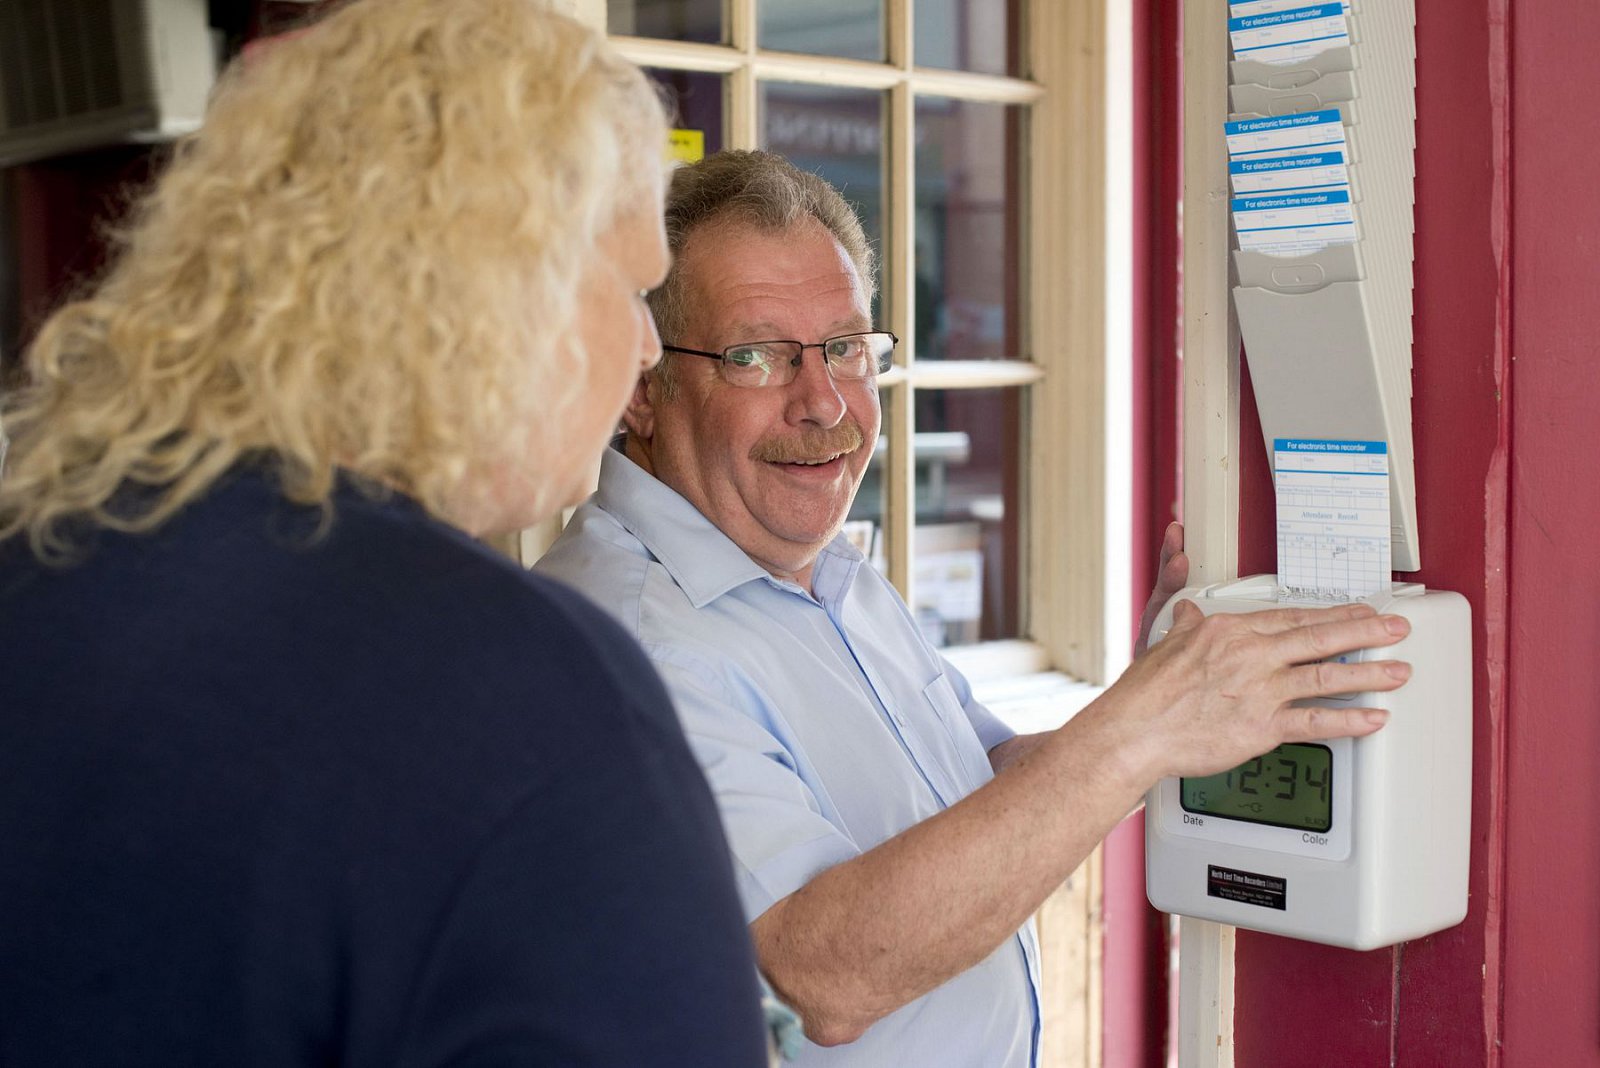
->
[937, 653, 1016, 753]
[648, 648, 862, 923]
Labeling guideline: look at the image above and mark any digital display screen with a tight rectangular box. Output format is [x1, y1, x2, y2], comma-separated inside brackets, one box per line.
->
[1180, 743, 1333, 832]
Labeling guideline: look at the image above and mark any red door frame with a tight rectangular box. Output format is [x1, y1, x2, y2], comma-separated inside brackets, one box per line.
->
[1182, 0, 1600, 1064]
[1100, 0, 1184, 1065]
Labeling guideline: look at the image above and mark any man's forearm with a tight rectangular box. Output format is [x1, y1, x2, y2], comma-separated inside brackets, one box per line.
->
[752, 693, 1154, 1046]
[987, 730, 1050, 773]
[757, 599, 1414, 1047]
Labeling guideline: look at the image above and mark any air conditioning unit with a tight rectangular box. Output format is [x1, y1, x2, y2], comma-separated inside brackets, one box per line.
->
[0, 0, 216, 167]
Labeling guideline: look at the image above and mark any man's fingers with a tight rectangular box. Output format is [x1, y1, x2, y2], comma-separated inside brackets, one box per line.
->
[1276, 658, 1411, 702]
[1169, 602, 1394, 651]
[1267, 611, 1409, 664]
[1278, 703, 1391, 743]
[1158, 522, 1183, 569]
[1136, 552, 1191, 656]
[1153, 527, 1188, 595]
[1169, 598, 1206, 629]
[1240, 601, 1378, 635]
[1157, 545, 1189, 594]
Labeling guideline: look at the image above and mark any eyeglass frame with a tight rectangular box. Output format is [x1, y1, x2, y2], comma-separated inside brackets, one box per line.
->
[660, 330, 899, 387]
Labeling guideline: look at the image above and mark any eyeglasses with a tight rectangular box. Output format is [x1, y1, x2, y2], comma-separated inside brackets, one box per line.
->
[661, 331, 898, 388]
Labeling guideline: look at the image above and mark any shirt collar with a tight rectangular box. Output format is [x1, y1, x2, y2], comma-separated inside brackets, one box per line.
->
[593, 448, 865, 609]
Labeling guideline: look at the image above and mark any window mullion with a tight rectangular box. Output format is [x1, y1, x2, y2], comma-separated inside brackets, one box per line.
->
[1025, 0, 1110, 686]
[727, 0, 758, 148]
[887, 0, 911, 70]
[728, 0, 754, 53]
[884, 71, 916, 600]
[727, 69, 756, 148]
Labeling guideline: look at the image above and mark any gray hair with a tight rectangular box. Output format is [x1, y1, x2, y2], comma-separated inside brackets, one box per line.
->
[647, 150, 876, 397]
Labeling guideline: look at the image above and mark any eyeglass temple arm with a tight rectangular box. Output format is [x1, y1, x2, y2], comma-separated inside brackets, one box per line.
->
[660, 344, 723, 361]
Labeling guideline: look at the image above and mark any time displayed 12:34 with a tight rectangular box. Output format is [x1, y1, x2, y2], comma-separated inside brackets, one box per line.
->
[1179, 742, 1334, 832]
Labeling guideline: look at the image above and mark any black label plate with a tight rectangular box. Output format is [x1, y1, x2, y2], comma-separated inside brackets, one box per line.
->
[1207, 864, 1287, 911]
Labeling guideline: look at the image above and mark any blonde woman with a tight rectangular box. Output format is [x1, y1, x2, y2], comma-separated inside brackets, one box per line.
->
[0, 1, 766, 1064]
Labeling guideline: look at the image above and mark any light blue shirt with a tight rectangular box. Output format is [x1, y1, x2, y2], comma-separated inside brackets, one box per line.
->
[537, 450, 1041, 1067]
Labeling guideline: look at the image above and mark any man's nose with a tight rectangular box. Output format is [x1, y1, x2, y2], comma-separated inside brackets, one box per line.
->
[783, 347, 846, 427]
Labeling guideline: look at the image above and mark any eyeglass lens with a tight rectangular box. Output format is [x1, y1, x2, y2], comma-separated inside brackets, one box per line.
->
[721, 332, 894, 387]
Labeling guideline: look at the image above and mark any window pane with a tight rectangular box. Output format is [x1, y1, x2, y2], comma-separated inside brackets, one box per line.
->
[912, 387, 1023, 647]
[645, 68, 725, 160]
[608, 0, 721, 43]
[848, 433, 889, 573]
[914, 97, 1023, 361]
[914, 0, 1022, 77]
[758, 82, 886, 320]
[759, 0, 884, 62]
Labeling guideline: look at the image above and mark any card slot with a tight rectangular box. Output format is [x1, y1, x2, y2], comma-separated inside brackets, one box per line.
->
[1232, 278, 1420, 570]
[1232, 99, 1359, 127]
[1233, 244, 1364, 292]
[1231, 44, 1357, 89]
[1230, 70, 1359, 122]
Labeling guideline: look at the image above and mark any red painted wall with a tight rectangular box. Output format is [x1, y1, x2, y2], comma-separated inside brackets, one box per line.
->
[1, 147, 157, 366]
[1500, 0, 1600, 1059]
[1101, 0, 1184, 1063]
[1222, 0, 1600, 1064]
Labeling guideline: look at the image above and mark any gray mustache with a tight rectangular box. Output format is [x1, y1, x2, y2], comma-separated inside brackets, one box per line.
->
[750, 422, 866, 464]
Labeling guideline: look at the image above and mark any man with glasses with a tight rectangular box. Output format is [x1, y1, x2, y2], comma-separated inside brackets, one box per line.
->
[538, 150, 1412, 1066]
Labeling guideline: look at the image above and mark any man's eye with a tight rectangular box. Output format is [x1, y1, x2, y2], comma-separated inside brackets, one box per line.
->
[726, 348, 767, 369]
[825, 338, 860, 360]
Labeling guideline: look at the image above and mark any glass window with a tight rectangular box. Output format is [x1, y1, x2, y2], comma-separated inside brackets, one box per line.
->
[645, 68, 725, 160]
[607, 0, 722, 43]
[914, 0, 1023, 77]
[848, 435, 888, 573]
[911, 387, 1023, 646]
[758, 82, 887, 320]
[759, 0, 883, 62]
[600, 5, 1054, 660]
[914, 97, 1023, 361]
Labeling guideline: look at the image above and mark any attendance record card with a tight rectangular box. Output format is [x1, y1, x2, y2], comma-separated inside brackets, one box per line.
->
[1230, 4, 1352, 67]
[1226, 109, 1347, 161]
[1275, 439, 1391, 604]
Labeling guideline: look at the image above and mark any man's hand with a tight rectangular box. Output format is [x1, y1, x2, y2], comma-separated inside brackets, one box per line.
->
[753, 555, 1413, 1049]
[1135, 522, 1189, 657]
[1101, 599, 1412, 782]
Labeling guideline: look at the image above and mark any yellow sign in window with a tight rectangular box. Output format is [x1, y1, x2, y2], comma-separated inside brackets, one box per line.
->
[667, 128, 705, 164]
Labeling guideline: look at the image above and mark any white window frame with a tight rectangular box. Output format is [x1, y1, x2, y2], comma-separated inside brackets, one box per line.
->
[549, 4, 1133, 1065]
[1175, 1, 1243, 1065]
[557, 0, 1132, 697]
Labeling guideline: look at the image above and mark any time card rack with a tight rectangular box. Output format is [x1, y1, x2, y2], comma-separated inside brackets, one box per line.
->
[1223, 1, 1422, 570]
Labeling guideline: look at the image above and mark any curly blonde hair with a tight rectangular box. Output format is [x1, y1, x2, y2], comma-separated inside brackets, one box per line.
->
[0, 0, 667, 561]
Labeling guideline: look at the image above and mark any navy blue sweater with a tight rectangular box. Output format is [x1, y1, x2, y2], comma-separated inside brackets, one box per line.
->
[0, 468, 767, 1066]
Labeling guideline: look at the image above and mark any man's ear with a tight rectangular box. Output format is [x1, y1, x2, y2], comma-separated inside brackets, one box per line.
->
[621, 373, 656, 442]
